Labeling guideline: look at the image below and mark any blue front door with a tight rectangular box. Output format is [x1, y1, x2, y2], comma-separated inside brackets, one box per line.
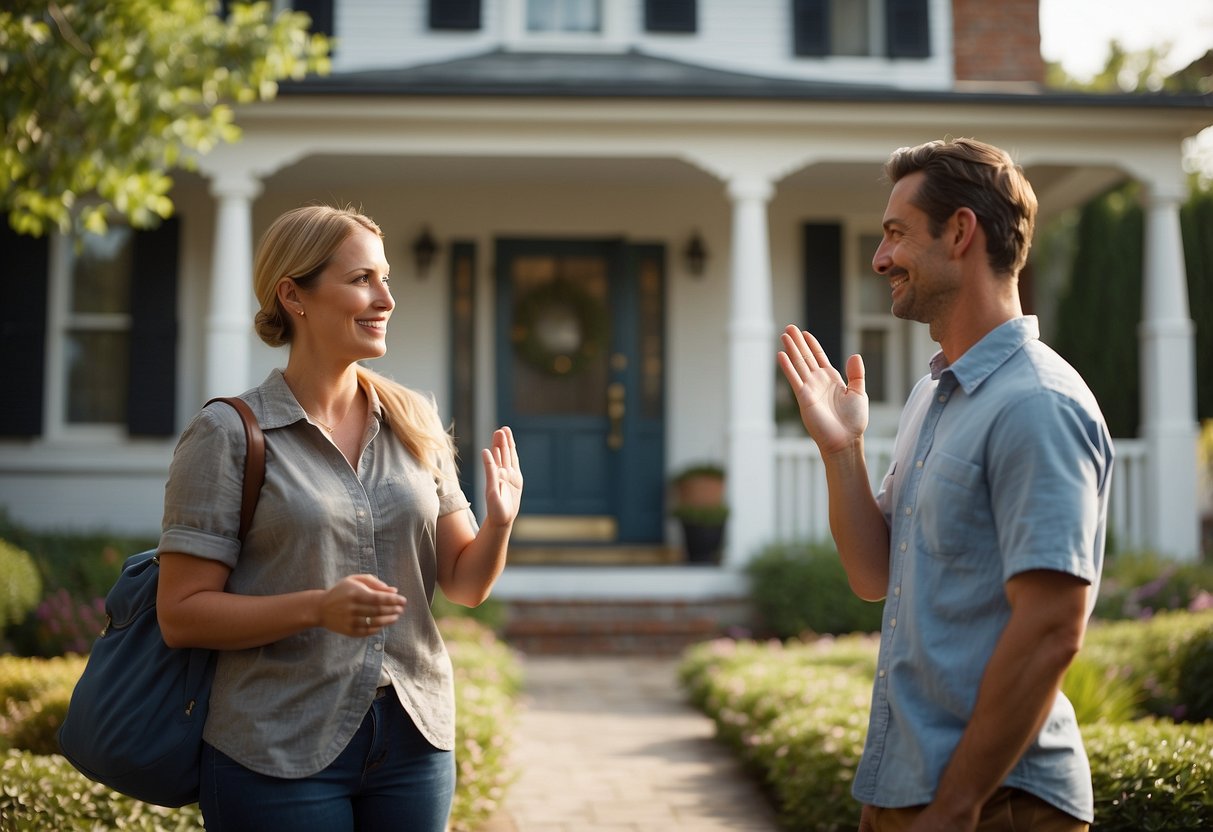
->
[496, 239, 665, 543]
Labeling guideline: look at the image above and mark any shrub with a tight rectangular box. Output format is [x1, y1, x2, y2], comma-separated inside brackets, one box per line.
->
[1176, 627, 1213, 722]
[0, 514, 153, 657]
[432, 589, 507, 633]
[0, 749, 204, 831]
[0, 619, 521, 831]
[30, 589, 108, 657]
[1081, 610, 1213, 720]
[746, 541, 884, 638]
[0, 513, 150, 601]
[680, 636, 877, 831]
[1061, 655, 1142, 725]
[681, 633, 1213, 832]
[441, 616, 523, 832]
[0, 654, 86, 754]
[1085, 719, 1213, 832]
[0, 541, 42, 654]
[1094, 550, 1213, 620]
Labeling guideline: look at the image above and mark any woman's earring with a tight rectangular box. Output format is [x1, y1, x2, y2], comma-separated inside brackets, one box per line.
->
[297, 308, 305, 316]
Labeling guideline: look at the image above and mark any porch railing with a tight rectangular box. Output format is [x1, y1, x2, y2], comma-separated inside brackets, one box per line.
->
[772, 436, 1148, 552]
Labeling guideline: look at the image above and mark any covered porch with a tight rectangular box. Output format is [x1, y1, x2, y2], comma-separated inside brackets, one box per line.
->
[173, 91, 1204, 601]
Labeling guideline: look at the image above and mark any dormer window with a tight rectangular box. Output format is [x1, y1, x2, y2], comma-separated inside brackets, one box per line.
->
[502, 0, 625, 51]
[793, 0, 930, 59]
[527, 0, 601, 33]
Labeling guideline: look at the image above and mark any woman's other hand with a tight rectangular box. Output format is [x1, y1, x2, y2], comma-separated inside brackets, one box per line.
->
[482, 426, 522, 528]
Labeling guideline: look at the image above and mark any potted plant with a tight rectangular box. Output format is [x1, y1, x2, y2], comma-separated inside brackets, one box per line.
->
[670, 463, 727, 564]
[671, 463, 725, 508]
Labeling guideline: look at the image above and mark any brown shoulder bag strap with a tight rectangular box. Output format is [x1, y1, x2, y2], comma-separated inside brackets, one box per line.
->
[205, 397, 266, 542]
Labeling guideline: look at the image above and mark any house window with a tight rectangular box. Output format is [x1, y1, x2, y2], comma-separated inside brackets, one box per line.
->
[851, 232, 914, 409]
[503, 0, 622, 49]
[793, 0, 929, 59]
[53, 227, 134, 427]
[830, 0, 879, 56]
[527, 0, 601, 33]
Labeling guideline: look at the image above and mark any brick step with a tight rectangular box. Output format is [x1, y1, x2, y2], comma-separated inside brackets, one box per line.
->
[501, 598, 753, 655]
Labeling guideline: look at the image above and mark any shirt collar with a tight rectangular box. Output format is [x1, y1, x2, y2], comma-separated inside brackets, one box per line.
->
[928, 316, 1040, 395]
[253, 368, 384, 430]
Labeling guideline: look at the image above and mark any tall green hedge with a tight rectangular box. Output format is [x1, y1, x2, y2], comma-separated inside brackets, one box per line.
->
[1052, 183, 1144, 438]
[1052, 180, 1213, 436]
[1181, 186, 1213, 421]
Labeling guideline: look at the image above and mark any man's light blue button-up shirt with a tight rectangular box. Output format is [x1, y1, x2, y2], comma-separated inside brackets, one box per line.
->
[853, 316, 1113, 823]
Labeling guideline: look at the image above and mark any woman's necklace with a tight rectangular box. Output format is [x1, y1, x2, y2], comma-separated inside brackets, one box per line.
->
[308, 413, 336, 433]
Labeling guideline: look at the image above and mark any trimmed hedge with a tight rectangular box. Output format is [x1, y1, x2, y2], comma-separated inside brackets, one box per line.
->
[680, 616, 1213, 832]
[1080, 609, 1213, 720]
[745, 541, 884, 638]
[0, 618, 521, 832]
[0, 541, 41, 634]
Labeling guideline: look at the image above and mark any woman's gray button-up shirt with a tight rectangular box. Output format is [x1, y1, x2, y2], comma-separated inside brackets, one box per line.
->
[158, 369, 469, 778]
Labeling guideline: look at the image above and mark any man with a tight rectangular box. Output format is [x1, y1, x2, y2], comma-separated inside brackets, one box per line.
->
[777, 137, 1113, 832]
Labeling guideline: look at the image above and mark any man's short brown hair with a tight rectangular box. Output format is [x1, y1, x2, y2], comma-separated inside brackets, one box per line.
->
[884, 137, 1038, 276]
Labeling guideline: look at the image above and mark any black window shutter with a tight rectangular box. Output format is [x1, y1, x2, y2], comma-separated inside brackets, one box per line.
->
[448, 241, 477, 498]
[216, 0, 230, 19]
[886, 0, 930, 58]
[294, 0, 334, 37]
[0, 219, 48, 437]
[802, 223, 843, 370]
[126, 218, 179, 437]
[792, 0, 829, 57]
[430, 0, 481, 30]
[645, 0, 697, 33]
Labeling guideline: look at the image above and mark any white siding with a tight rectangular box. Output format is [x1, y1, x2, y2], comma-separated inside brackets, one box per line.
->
[333, 0, 953, 90]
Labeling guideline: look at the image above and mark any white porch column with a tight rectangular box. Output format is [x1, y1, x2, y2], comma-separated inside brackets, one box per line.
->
[205, 172, 263, 400]
[1139, 178, 1200, 559]
[724, 174, 776, 567]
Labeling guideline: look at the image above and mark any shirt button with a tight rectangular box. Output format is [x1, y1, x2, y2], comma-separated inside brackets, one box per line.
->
[878, 669, 886, 678]
[938, 394, 948, 403]
[373, 642, 383, 652]
[889, 618, 897, 628]
[899, 541, 907, 552]
[894, 586, 901, 596]
[904, 507, 912, 516]
[916, 459, 924, 468]
[357, 511, 366, 520]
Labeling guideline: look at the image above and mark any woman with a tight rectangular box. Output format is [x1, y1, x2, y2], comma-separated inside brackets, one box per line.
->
[156, 205, 522, 831]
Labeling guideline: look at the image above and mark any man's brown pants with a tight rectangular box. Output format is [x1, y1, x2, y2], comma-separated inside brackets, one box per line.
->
[865, 787, 1089, 832]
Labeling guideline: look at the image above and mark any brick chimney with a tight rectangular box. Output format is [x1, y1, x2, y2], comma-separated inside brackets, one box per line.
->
[952, 0, 1045, 86]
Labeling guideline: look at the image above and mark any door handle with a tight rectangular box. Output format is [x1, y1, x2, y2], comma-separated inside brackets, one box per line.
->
[607, 382, 625, 450]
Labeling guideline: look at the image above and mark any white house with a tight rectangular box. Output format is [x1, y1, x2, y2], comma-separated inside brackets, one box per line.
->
[2, 0, 1209, 616]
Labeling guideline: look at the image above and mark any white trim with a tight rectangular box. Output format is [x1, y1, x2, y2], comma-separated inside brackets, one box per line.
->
[492, 565, 748, 600]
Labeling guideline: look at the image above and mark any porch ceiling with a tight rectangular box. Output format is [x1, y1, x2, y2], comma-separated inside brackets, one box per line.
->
[263, 153, 720, 191]
[262, 153, 1128, 222]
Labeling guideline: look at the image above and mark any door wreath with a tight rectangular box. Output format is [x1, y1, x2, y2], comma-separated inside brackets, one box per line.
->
[512, 277, 608, 376]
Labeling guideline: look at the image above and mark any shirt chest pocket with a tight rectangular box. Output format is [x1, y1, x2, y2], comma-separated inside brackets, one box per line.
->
[914, 452, 991, 558]
[372, 470, 440, 542]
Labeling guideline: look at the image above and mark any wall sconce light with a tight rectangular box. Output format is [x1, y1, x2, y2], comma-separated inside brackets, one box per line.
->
[684, 230, 708, 277]
[412, 226, 439, 278]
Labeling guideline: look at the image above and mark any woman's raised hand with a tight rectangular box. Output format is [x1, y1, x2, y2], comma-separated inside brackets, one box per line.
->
[482, 427, 523, 528]
[776, 324, 868, 455]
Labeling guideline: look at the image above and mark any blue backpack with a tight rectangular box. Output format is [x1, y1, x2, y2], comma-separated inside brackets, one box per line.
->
[58, 397, 264, 807]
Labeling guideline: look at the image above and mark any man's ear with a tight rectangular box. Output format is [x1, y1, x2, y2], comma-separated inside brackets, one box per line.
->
[948, 207, 980, 258]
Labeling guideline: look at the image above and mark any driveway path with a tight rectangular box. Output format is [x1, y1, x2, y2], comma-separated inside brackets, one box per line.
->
[485, 655, 781, 831]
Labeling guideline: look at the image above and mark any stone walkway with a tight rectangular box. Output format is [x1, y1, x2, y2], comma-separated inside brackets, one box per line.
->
[484, 655, 781, 831]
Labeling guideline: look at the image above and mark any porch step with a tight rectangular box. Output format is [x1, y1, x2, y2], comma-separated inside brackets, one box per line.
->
[501, 598, 754, 655]
[506, 545, 682, 565]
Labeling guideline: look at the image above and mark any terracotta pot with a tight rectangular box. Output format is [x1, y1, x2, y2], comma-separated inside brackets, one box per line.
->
[675, 474, 725, 508]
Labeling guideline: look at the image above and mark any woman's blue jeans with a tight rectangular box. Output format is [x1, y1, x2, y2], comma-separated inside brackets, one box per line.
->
[199, 687, 455, 832]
